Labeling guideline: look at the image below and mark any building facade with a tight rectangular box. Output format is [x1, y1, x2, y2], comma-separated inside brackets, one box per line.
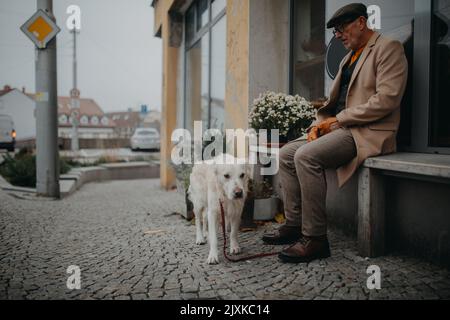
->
[154, 0, 450, 266]
[57, 97, 116, 139]
[0, 86, 116, 142]
[106, 111, 142, 139]
[0, 86, 36, 141]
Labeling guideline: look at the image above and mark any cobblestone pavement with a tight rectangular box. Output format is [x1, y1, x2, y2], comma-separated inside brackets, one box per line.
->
[0, 179, 449, 300]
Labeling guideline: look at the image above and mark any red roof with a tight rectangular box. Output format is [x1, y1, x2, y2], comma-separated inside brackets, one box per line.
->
[57, 96, 104, 117]
[24, 92, 116, 128]
[2, 87, 118, 128]
[0, 85, 13, 97]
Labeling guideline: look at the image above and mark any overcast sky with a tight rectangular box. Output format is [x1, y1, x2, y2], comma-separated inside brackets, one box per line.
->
[0, 0, 162, 113]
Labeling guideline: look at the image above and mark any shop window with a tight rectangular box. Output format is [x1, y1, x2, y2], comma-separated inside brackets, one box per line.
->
[212, 0, 226, 20]
[291, 0, 326, 101]
[325, 1, 415, 141]
[430, 0, 450, 147]
[210, 16, 226, 132]
[197, 0, 209, 31]
[184, 0, 226, 132]
[200, 36, 210, 127]
[186, 5, 195, 44]
[291, 0, 415, 147]
[185, 36, 209, 132]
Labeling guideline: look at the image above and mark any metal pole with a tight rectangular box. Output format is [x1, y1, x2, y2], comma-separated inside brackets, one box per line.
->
[73, 28, 77, 89]
[35, 0, 60, 198]
[70, 27, 79, 151]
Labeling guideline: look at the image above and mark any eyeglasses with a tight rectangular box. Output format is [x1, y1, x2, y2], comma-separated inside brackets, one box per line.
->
[332, 18, 359, 36]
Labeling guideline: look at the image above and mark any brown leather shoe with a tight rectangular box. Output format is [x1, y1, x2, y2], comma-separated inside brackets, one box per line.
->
[262, 225, 302, 245]
[278, 235, 331, 263]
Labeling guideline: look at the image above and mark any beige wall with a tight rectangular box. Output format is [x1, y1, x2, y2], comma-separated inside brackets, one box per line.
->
[225, 0, 290, 131]
[156, 0, 290, 189]
[157, 0, 180, 190]
[224, 0, 250, 131]
[152, 0, 176, 36]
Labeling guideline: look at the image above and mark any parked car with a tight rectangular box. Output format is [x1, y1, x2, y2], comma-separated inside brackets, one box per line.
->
[130, 128, 160, 151]
[0, 114, 16, 152]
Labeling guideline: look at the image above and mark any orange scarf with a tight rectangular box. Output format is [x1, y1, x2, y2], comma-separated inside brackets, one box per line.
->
[350, 46, 365, 66]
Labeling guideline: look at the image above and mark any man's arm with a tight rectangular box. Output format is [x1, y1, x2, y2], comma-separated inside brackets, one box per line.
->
[336, 40, 408, 127]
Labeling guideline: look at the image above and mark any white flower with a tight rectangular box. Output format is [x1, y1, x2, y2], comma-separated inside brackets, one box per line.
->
[249, 91, 314, 133]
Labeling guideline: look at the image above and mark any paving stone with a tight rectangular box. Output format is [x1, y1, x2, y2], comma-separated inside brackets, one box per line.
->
[0, 179, 449, 300]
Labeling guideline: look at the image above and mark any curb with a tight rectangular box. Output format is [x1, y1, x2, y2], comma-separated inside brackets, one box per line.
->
[1, 161, 160, 199]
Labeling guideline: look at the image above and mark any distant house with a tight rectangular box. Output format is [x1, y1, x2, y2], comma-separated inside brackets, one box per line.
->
[0, 85, 36, 141]
[142, 110, 161, 133]
[57, 97, 116, 139]
[105, 111, 141, 138]
[105, 109, 161, 138]
[0, 85, 115, 141]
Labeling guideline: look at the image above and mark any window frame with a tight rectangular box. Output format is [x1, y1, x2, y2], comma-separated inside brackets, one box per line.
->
[405, 0, 450, 154]
[183, 0, 226, 130]
[288, 0, 450, 155]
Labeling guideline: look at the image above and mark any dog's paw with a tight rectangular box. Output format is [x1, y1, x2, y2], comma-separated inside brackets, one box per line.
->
[206, 253, 219, 265]
[196, 237, 207, 245]
[230, 245, 241, 255]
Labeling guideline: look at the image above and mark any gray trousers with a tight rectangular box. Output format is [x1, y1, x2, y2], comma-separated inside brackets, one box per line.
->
[278, 128, 357, 237]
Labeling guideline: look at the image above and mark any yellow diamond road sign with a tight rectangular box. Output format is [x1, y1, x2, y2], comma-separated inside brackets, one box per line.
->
[21, 9, 60, 49]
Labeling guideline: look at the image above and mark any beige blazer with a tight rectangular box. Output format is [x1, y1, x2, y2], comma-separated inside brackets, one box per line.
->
[315, 32, 408, 187]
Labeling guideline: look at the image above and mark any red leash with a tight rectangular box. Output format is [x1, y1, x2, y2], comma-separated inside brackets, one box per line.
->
[219, 201, 281, 262]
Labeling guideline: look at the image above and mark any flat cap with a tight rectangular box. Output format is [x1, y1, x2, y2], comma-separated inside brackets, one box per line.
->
[326, 3, 368, 29]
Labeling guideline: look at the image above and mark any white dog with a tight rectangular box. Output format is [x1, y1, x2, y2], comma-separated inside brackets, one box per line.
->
[188, 154, 249, 264]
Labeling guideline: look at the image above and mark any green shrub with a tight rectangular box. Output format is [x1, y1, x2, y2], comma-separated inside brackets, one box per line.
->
[0, 152, 72, 188]
[59, 158, 71, 175]
[0, 152, 36, 188]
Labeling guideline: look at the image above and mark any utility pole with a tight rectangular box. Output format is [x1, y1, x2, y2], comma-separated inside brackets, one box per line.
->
[35, 0, 60, 198]
[70, 26, 80, 151]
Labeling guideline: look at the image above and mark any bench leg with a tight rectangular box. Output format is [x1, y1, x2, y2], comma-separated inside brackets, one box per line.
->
[358, 167, 386, 257]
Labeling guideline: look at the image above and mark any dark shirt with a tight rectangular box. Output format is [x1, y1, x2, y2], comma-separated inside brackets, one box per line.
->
[335, 53, 362, 115]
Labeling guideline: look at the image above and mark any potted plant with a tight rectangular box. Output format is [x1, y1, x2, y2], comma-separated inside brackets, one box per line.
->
[170, 138, 195, 221]
[170, 159, 194, 220]
[248, 91, 316, 143]
[248, 178, 279, 221]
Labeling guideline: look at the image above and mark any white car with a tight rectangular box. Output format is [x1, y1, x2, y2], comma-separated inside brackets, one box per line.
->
[0, 114, 16, 152]
[130, 128, 160, 151]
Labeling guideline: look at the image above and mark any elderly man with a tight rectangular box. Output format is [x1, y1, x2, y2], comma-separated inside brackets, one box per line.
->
[262, 3, 408, 263]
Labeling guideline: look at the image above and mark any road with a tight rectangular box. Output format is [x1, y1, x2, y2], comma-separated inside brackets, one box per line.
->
[0, 179, 449, 300]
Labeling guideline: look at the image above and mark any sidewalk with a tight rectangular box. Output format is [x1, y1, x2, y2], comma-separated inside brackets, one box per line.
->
[0, 179, 449, 300]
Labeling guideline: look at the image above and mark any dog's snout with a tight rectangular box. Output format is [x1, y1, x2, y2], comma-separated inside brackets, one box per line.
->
[233, 188, 244, 199]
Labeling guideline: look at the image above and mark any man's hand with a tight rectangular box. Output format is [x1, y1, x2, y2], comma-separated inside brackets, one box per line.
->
[307, 126, 319, 142]
[318, 117, 341, 134]
[307, 117, 342, 142]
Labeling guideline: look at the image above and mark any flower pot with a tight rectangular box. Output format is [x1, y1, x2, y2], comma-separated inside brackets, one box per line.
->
[253, 197, 279, 221]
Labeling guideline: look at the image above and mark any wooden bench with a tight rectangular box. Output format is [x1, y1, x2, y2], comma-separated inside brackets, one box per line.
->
[358, 152, 450, 258]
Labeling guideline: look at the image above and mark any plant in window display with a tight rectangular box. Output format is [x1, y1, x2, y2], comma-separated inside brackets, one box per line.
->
[248, 91, 316, 143]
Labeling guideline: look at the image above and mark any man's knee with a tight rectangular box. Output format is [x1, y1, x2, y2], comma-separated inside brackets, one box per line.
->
[294, 144, 317, 167]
